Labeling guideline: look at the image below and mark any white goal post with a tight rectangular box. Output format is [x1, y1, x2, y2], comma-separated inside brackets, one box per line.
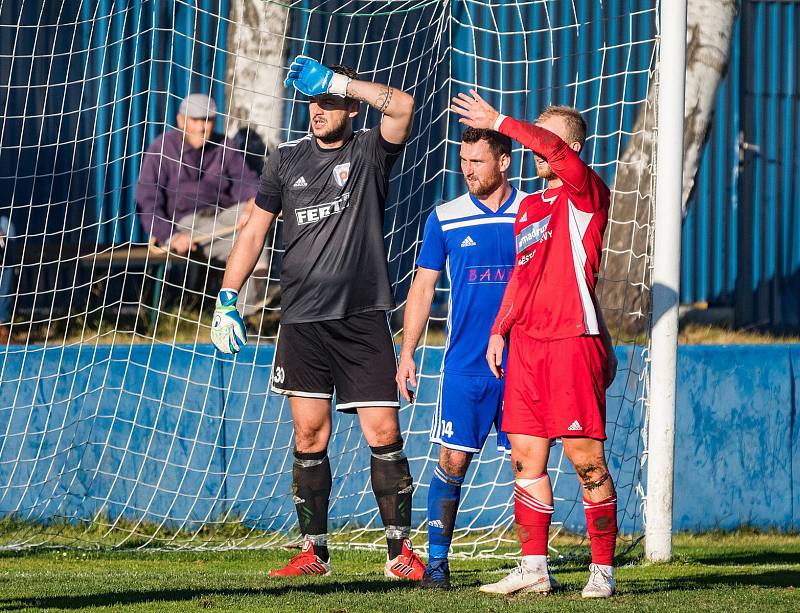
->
[646, 0, 688, 562]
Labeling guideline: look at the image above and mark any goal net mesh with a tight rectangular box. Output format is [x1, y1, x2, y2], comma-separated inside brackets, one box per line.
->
[0, 0, 657, 554]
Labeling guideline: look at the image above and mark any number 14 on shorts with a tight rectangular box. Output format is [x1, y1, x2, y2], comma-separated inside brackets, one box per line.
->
[441, 421, 454, 438]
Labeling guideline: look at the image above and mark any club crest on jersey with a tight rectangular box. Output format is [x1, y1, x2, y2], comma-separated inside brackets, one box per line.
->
[333, 162, 350, 187]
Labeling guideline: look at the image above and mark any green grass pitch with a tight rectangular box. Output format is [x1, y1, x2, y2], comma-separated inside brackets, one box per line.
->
[0, 534, 797, 612]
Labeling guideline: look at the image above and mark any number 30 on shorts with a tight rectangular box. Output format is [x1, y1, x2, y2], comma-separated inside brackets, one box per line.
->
[273, 366, 286, 384]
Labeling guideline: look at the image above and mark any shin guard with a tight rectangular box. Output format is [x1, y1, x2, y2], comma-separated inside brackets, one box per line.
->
[292, 449, 332, 559]
[370, 440, 413, 558]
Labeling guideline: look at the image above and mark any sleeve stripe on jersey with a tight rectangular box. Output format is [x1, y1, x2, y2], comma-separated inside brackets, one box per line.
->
[494, 301, 515, 337]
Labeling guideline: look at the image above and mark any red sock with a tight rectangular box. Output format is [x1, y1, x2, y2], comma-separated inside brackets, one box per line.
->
[514, 483, 553, 556]
[583, 496, 617, 566]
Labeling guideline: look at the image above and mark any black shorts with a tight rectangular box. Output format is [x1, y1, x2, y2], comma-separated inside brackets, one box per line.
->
[271, 310, 399, 413]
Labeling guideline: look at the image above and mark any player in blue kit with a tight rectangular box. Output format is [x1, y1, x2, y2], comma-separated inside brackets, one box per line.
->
[396, 127, 527, 589]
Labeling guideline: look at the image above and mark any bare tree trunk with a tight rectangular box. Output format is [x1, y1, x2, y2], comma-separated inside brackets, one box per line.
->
[223, 0, 290, 149]
[680, 0, 739, 211]
[599, 0, 739, 336]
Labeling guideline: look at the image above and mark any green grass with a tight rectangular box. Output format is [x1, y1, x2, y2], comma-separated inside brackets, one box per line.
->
[0, 534, 798, 612]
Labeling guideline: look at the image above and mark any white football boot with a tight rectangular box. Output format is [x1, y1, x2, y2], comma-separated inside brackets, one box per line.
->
[479, 564, 558, 595]
[581, 563, 615, 598]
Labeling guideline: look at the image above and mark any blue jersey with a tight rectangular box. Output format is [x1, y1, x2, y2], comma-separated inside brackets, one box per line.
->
[416, 187, 526, 376]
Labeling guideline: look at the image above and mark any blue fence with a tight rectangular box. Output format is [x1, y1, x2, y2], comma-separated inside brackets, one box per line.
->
[0, 0, 230, 245]
[3, 2, 656, 267]
[1, 343, 798, 534]
[2, 1, 799, 327]
[682, 0, 800, 329]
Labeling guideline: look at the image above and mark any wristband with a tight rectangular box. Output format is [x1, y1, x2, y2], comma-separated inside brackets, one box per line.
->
[218, 288, 239, 307]
[329, 72, 351, 97]
[492, 113, 507, 131]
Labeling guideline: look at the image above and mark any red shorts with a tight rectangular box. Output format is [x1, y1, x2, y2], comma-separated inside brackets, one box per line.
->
[501, 329, 608, 440]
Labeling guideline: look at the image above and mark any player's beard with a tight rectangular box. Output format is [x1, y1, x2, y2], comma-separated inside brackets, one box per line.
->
[314, 115, 349, 144]
[535, 158, 557, 181]
[466, 173, 504, 198]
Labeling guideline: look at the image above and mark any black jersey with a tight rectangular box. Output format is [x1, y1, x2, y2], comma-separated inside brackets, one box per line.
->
[255, 127, 403, 324]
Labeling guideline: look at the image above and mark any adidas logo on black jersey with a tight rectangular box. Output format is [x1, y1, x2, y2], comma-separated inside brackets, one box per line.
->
[293, 176, 308, 188]
[460, 235, 477, 247]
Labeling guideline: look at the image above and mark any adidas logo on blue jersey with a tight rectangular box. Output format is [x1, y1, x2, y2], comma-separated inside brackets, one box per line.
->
[460, 235, 477, 247]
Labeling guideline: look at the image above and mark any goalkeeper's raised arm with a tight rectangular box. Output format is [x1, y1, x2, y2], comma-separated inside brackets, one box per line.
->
[284, 55, 414, 144]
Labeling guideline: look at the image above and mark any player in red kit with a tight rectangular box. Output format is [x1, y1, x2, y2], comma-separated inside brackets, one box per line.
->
[451, 90, 618, 598]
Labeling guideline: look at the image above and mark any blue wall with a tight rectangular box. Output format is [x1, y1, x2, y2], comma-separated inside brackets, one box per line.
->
[0, 343, 637, 535]
[1, 343, 798, 534]
[673, 345, 800, 531]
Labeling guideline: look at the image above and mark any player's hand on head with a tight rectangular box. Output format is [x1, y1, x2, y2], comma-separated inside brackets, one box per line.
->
[395, 354, 418, 403]
[210, 290, 247, 354]
[450, 89, 499, 130]
[283, 55, 350, 98]
[486, 334, 505, 379]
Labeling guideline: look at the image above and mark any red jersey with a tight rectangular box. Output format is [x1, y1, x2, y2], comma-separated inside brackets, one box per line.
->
[491, 116, 610, 341]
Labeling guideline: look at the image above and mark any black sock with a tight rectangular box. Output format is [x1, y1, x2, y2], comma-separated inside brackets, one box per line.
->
[370, 440, 413, 559]
[292, 448, 331, 562]
[386, 537, 404, 560]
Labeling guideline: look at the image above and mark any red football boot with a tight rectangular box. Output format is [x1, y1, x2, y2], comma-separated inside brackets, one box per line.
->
[384, 538, 425, 581]
[269, 540, 332, 577]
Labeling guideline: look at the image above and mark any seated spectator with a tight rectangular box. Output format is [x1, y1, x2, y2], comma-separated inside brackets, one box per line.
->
[135, 93, 271, 316]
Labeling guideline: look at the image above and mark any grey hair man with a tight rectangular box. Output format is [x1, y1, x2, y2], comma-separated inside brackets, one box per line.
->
[135, 93, 269, 315]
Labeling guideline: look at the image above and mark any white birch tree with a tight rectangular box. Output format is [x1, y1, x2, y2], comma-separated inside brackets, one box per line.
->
[223, 0, 291, 148]
[600, 0, 739, 334]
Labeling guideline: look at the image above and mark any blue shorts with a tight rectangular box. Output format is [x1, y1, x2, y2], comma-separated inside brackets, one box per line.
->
[430, 373, 510, 453]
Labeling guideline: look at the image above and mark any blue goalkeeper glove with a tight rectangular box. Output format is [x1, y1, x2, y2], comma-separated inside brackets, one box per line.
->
[284, 55, 351, 97]
[210, 289, 247, 354]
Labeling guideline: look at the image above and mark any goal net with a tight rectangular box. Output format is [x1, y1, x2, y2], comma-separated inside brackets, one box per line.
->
[0, 0, 658, 555]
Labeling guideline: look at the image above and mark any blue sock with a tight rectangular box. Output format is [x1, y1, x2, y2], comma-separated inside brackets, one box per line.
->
[427, 463, 465, 560]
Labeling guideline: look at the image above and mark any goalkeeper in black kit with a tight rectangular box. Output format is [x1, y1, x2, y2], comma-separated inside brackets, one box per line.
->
[210, 56, 424, 580]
